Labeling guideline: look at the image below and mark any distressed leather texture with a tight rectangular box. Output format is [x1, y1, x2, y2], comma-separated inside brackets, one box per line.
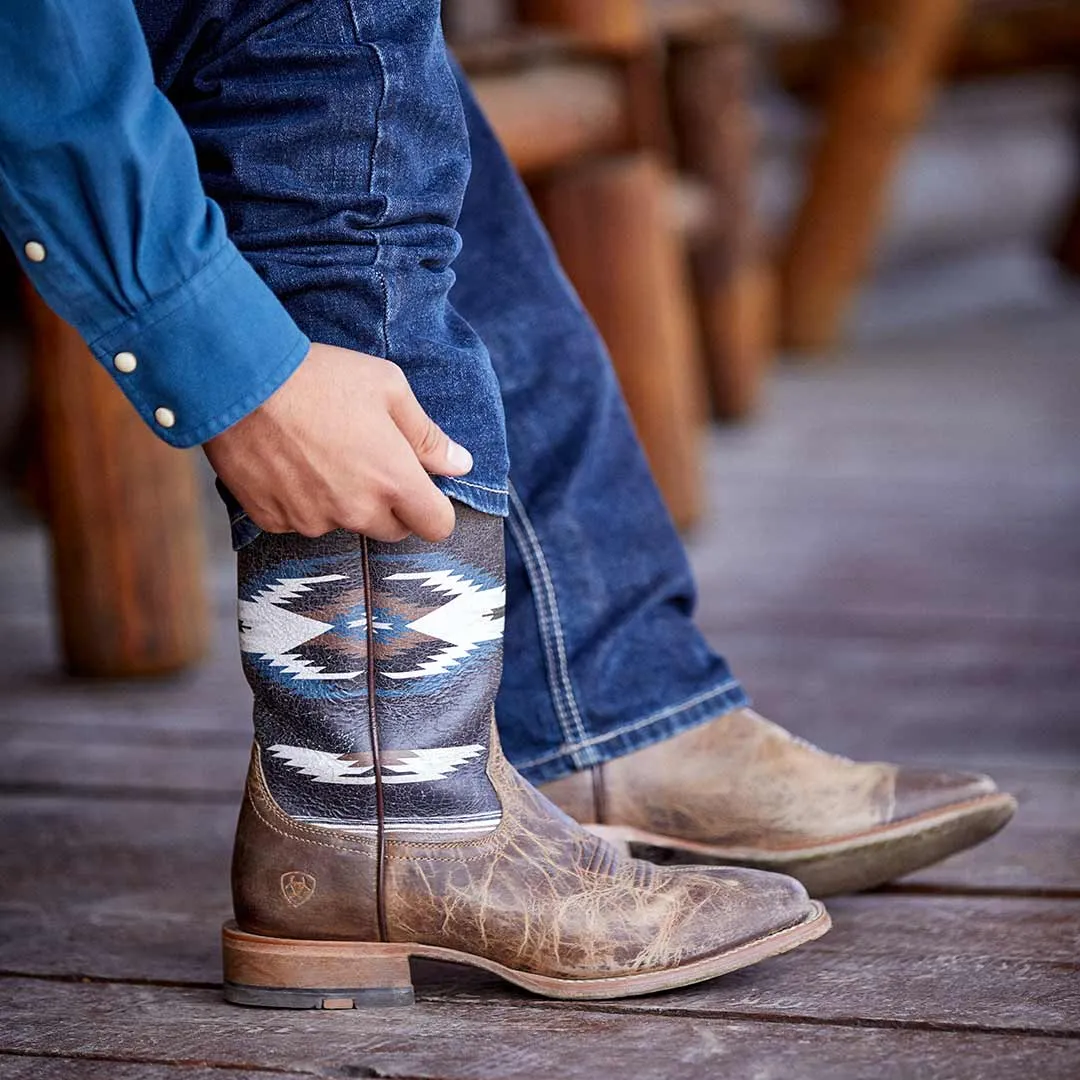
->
[237, 503, 504, 835]
[541, 707, 1000, 847]
[232, 512, 816, 977]
[232, 726, 813, 977]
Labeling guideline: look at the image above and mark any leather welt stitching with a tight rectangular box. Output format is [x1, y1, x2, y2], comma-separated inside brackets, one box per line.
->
[248, 786, 377, 859]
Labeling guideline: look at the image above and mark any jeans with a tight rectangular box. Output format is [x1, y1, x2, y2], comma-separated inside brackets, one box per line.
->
[138, 0, 749, 784]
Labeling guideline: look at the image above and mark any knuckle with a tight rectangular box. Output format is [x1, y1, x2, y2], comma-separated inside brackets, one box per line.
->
[377, 477, 403, 503]
[369, 520, 409, 543]
[416, 419, 444, 458]
[341, 499, 380, 535]
[341, 513, 373, 535]
[380, 361, 409, 395]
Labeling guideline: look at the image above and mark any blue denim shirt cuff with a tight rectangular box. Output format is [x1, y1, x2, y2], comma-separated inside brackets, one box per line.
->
[86, 243, 311, 448]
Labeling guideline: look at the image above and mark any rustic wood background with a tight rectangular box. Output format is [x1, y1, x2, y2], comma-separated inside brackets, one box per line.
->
[0, 289, 1077, 1076]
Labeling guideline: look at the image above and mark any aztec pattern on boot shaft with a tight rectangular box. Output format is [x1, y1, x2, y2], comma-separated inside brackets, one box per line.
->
[237, 504, 505, 838]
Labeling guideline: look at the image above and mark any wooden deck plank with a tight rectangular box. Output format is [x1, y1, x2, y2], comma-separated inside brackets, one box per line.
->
[1, 978, 1077, 1080]
[0, 1058, 306, 1080]
[686, 307, 1080, 775]
[705, 617, 1080, 767]
[1, 797, 1077, 1034]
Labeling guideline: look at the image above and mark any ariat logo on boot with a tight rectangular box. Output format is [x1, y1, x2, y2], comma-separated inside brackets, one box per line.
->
[280, 871, 316, 907]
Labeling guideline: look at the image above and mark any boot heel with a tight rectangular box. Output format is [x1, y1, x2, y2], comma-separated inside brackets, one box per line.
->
[222, 922, 415, 1009]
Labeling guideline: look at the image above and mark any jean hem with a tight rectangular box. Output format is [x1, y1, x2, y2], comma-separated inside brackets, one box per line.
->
[436, 475, 508, 518]
[510, 679, 752, 786]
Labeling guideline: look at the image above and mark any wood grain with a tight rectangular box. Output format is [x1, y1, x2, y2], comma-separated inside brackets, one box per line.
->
[0, 1059, 306, 1080]
[2, 979, 1078, 1080]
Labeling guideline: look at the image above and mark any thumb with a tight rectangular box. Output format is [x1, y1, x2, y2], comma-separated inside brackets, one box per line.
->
[392, 386, 473, 477]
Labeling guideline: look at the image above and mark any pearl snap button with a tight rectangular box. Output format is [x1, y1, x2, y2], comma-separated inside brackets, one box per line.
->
[113, 351, 137, 374]
[24, 241, 46, 263]
[154, 407, 176, 429]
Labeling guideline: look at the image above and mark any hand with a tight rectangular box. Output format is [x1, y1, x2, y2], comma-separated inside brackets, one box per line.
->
[203, 343, 473, 542]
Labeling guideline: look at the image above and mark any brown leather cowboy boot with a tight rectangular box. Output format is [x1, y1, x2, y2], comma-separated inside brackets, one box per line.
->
[222, 507, 829, 1007]
[541, 708, 1017, 896]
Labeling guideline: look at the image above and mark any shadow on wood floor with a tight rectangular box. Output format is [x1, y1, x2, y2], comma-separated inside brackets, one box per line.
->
[1, 302, 1078, 1078]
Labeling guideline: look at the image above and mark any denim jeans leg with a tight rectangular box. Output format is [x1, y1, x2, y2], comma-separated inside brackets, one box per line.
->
[449, 69, 750, 785]
[143, 0, 510, 529]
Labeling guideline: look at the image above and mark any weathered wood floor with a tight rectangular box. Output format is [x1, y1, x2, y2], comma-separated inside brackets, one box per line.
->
[1, 302, 1078, 1078]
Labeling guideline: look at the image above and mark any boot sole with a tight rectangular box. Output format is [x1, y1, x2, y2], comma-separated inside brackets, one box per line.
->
[221, 901, 830, 1008]
[588, 793, 1017, 897]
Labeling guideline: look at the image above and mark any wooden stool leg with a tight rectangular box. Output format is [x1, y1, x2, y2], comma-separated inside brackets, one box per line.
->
[25, 289, 209, 677]
[670, 30, 777, 420]
[534, 154, 707, 529]
[781, 0, 969, 352]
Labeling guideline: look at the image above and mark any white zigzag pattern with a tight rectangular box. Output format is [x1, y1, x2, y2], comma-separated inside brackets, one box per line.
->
[268, 743, 486, 784]
[239, 575, 363, 681]
[382, 570, 504, 680]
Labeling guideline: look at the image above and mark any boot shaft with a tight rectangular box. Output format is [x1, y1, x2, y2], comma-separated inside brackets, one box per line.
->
[236, 505, 505, 838]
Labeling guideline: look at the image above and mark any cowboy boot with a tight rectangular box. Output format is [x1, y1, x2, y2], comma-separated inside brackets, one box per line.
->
[222, 506, 829, 1008]
[541, 708, 1017, 897]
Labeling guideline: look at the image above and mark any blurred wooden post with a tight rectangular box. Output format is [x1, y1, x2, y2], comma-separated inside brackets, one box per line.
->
[516, 0, 707, 527]
[669, 25, 776, 419]
[471, 64, 631, 174]
[781, 0, 969, 352]
[440, 0, 512, 43]
[24, 288, 209, 677]
[534, 155, 705, 529]
[519, 0, 651, 52]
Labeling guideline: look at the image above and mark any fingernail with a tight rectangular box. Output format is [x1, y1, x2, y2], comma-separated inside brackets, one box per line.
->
[447, 441, 473, 473]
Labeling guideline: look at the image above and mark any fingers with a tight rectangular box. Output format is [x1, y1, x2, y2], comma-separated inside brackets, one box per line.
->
[393, 482, 457, 542]
[204, 349, 469, 547]
[250, 502, 413, 544]
[387, 370, 473, 478]
[342, 510, 412, 544]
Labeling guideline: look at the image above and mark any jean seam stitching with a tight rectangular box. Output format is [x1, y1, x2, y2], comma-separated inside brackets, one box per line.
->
[515, 679, 744, 770]
[450, 478, 510, 496]
[507, 485, 591, 758]
[507, 489, 586, 747]
[368, 41, 391, 358]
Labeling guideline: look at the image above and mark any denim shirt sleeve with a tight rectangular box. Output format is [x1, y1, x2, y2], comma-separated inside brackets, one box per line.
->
[0, 0, 311, 448]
